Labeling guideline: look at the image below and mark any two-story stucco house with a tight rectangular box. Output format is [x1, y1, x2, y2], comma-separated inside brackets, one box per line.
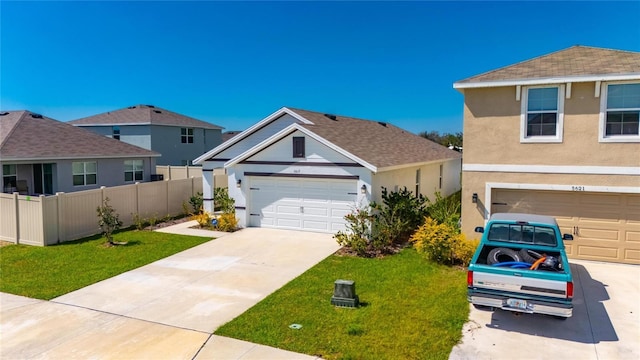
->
[69, 104, 223, 166]
[454, 46, 640, 265]
[1, 110, 159, 195]
[194, 107, 462, 233]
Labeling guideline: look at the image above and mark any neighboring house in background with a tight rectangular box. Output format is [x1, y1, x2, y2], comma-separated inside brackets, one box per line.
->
[454, 45, 640, 265]
[68, 104, 223, 166]
[1, 111, 160, 195]
[194, 107, 462, 233]
[222, 131, 242, 143]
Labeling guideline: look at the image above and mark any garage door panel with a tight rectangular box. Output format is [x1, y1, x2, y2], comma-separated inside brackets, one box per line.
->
[249, 177, 356, 233]
[578, 246, 619, 260]
[492, 189, 638, 264]
[625, 249, 640, 261]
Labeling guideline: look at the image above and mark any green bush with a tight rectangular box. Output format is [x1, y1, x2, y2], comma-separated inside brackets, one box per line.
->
[333, 208, 373, 257]
[189, 192, 204, 214]
[371, 187, 429, 244]
[214, 187, 235, 213]
[96, 198, 123, 246]
[410, 217, 478, 266]
[427, 191, 461, 229]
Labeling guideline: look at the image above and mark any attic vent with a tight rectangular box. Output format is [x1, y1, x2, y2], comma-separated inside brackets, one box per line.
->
[146, 105, 155, 108]
[378, 121, 387, 127]
[153, 110, 162, 113]
[31, 113, 43, 119]
[0, 112, 9, 116]
[324, 113, 337, 121]
[128, 106, 136, 109]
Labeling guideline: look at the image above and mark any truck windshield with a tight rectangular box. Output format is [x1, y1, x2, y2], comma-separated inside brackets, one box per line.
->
[487, 223, 557, 246]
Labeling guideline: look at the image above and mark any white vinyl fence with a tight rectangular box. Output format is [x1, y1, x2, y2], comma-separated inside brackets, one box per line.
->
[155, 165, 227, 188]
[0, 178, 202, 246]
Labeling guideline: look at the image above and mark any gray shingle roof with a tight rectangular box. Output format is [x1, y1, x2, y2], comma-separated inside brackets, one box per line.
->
[289, 108, 461, 169]
[1, 111, 160, 160]
[456, 45, 640, 85]
[68, 104, 223, 130]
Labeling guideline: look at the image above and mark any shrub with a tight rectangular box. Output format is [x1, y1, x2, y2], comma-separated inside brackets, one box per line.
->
[334, 207, 374, 257]
[193, 210, 211, 228]
[132, 213, 147, 230]
[427, 191, 461, 229]
[410, 217, 478, 266]
[214, 187, 235, 213]
[371, 187, 429, 244]
[215, 213, 238, 232]
[189, 192, 204, 214]
[96, 198, 123, 245]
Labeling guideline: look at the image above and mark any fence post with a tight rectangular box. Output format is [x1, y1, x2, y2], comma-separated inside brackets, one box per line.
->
[38, 195, 46, 246]
[13, 193, 20, 244]
[56, 192, 64, 242]
[135, 182, 140, 217]
[167, 165, 171, 180]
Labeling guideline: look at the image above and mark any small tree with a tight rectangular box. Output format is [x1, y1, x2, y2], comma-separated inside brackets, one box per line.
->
[97, 197, 123, 246]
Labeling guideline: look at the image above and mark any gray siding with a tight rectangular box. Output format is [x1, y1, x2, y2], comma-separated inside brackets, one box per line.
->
[150, 125, 222, 166]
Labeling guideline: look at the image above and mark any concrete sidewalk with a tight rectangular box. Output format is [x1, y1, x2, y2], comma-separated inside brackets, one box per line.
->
[1, 224, 336, 359]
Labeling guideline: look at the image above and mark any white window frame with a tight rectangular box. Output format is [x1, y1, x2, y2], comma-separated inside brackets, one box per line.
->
[72, 161, 97, 186]
[124, 159, 144, 182]
[181, 128, 194, 144]
[3, 164, 17, 192]
[599, 81, 640, 143]
[520, 85, 565, 143]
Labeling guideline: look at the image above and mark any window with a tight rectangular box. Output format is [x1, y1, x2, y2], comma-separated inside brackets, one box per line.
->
[3, 164, 17, 192]
[487, 223, 556, 246]
[293, 137, 305, 158]
[415, 169, 421, 195]
[439, 164, 443, 189]
[520, 85, 564, 143]
[124, 160, 144, 182]
[181, 128, 194, 143]
[72, 161, 97, 186]
[600, 82, 640, 142]
[112, 126, 120, 140]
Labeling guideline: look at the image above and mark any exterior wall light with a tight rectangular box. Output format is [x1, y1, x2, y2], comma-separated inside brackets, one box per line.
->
[472, 193, 478, 203]
[236, 179, 242, 188]
[361, 184, 367, 194]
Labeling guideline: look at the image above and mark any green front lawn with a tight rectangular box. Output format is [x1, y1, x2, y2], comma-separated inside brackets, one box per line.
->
[0, 231, 212, 300]
[215, 248, 468, 360]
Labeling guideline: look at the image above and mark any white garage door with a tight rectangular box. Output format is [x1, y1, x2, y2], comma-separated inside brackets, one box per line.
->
[492, 189, 640, 264]
[248, 176, 357, 233]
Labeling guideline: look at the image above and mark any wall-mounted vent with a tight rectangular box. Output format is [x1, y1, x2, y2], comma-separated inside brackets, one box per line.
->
[128, 106, 136, 109]
[324, 114, 337, 121]
[153, 110, 162, 113]
[0, 112, 9, 116]
[31, 113, 43, 119]
[378, 121, 387, 127]
[145, 104, 155, 108]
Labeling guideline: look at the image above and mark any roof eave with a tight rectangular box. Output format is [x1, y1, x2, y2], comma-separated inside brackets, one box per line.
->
[0, 154, 161, 162]
[194, 107, 312, 165]
[224, 123, 378, 172]
[453, 73, 640, 90]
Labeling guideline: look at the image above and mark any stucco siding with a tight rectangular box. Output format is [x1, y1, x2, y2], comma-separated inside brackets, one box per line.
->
[54, 157, 156, 193]
[150, 125, 221, 166]
[372, 158, 461, 205]
[462, 83, 640, 167]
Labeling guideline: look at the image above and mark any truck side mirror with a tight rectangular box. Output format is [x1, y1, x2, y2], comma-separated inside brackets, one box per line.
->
[562, 234, 573, 240]
[474, 227, 484, 233]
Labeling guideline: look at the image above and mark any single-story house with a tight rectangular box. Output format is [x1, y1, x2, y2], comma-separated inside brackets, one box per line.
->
[194, 107, 462, 233]
[68, 104, 224, 166]
[1, 110, 160, 195]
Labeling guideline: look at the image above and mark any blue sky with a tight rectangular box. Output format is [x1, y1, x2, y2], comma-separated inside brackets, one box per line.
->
[2, 1, 639, 134]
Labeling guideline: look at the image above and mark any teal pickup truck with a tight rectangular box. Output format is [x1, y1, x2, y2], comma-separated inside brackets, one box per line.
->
[467, 213, 574, 319]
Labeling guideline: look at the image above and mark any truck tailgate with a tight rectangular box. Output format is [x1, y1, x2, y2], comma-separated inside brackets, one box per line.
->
[471, 267, 570, 299]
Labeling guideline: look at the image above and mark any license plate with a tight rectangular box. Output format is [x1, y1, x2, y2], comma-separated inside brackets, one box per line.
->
[507, 298, 527, 310]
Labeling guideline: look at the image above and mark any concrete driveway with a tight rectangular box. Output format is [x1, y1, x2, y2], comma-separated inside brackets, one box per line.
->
[450, 260, 640, 360]
[1, 227, 339, 359]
